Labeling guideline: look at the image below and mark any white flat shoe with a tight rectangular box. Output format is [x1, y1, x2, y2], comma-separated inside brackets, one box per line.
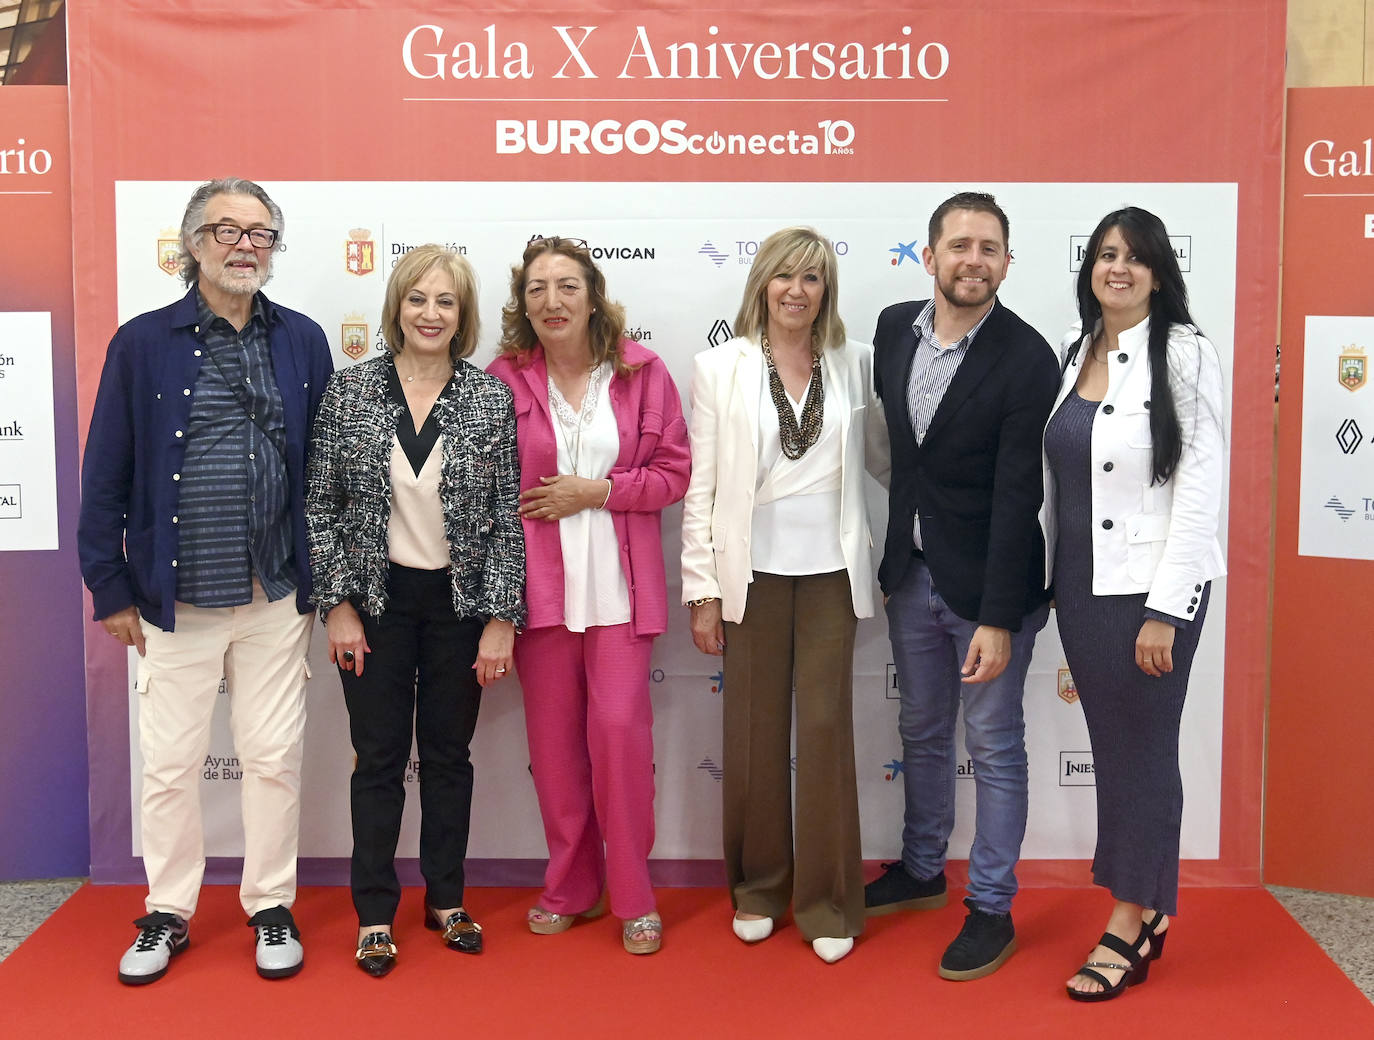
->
[732, 914, 774, 943]
[812, 936, 854, 963]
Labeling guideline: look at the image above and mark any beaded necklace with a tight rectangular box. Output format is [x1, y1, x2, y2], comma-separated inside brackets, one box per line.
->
[761, 333, 824, 460]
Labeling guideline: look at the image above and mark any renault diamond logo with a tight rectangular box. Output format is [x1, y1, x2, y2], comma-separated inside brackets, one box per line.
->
[1337, 419, 1364, 454]
[708, 319, 733, 348]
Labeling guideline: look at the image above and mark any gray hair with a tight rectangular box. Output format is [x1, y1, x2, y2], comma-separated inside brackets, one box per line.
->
[178, 177, 284, 287]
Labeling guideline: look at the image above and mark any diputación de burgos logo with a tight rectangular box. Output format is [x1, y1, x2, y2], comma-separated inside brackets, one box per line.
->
[496, 117, 856, 157]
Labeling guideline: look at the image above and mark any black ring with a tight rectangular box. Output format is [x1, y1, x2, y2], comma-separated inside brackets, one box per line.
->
[342, 650, 356, 664]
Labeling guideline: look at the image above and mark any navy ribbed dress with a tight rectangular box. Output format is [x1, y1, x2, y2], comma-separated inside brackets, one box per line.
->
[1044, 390, 1209, 916]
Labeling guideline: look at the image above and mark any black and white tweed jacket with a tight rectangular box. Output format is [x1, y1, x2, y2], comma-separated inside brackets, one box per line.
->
[305, 353, 525, 625]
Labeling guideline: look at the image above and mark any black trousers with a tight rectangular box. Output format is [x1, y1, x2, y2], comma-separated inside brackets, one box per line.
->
[339, 564, 483, 925]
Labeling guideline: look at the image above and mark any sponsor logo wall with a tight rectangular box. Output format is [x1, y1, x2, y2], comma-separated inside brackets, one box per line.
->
[1299, 319, 1374, 559]
[68, 1, 1281, 885]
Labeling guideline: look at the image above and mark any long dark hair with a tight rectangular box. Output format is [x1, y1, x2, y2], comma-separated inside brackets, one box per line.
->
[1075, 207, 1199, 485]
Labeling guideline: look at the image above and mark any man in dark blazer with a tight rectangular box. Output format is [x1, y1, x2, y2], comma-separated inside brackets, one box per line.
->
[865, 192, 1059, 981]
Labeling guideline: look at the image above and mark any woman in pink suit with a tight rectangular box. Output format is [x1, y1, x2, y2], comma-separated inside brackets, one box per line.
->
[487, 236, 690, 955]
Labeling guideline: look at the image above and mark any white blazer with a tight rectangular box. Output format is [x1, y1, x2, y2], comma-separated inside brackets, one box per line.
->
[1039, 317, 1227, 621]
[680, 335, 890, 623]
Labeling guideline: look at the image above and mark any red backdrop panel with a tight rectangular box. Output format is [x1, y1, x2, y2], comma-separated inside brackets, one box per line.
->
[65, 0, 1283, 884]
[1268, 86, 1374, 897]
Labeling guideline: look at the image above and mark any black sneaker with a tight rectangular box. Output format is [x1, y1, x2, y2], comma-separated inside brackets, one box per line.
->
[117, 911, 189, 985]
[938, 898, 1016, 980]
[863, 862, 948, 916]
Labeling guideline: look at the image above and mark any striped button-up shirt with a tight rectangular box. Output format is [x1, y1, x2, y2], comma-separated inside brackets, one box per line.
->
[175, 291, 293, 606]
[905, 298, 997, 444]
[905, 298, 996, 550]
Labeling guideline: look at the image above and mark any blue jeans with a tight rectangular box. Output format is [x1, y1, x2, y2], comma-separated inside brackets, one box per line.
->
[885, 559, 1049, 915]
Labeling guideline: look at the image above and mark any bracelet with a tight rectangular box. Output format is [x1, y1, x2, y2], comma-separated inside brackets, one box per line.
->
[686, 597, 720, 607]
[596, 478, 613, 509]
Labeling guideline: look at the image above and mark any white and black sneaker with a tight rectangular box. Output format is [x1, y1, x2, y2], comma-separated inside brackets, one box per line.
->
[248, 905, 304, 979]
[117, 911, 189, 985]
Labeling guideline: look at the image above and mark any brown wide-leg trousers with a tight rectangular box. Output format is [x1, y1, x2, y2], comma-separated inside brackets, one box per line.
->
[722, 569, 865, 941]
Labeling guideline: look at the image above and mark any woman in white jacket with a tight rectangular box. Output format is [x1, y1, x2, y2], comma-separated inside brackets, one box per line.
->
[1040, 208, 1225, 1001]
[680, 227, 888, 964]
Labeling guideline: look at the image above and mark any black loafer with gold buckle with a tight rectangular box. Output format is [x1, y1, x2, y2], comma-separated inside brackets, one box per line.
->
[426, 907, 483, 954]
[355, 931, 396, 977]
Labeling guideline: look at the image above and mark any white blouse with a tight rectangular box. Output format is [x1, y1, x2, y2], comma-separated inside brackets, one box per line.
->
[549, 361, 631, 631]
[750, 351, 846, 576]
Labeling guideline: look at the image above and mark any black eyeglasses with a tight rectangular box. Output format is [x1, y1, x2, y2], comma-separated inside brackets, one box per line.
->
[527, 234, 588, 249]
[198, 223, 279, 248]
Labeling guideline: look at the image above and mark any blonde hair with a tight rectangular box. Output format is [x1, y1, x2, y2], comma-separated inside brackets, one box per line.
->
[734, 227, 845, 350]
[380, 245, 480, 362]
[497, 237, 636, 375]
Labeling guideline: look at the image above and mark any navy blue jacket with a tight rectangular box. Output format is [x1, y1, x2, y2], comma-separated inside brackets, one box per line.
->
[873, 298, 1058, 630]
[78, 286, 334, 631]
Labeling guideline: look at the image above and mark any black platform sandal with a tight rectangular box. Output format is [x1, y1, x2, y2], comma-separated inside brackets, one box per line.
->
[1066, 929, 1150, 1002]
[1141, 911, 1168, 961]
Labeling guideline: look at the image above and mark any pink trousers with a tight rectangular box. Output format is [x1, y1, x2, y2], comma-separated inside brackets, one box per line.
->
[514, 623, 656, 920]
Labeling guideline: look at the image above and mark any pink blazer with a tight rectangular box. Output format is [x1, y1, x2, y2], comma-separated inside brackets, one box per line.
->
[487, 339, 690, 637]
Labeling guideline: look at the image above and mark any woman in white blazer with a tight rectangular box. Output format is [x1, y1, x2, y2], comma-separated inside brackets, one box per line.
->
[681, 227, 888, 964]
[1040, 208, 1226, 1002]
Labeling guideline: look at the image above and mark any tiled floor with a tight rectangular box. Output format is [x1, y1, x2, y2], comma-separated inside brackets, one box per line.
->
[2, 879, 1370, 1001]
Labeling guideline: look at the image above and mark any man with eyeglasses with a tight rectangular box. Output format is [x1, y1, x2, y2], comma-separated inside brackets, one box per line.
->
[79, 178, 333, 985]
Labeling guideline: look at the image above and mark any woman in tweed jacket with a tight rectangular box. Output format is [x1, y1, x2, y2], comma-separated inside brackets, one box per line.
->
[306, 245, 524, 976]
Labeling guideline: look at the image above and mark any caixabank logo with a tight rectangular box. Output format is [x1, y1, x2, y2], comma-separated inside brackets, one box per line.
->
[888, 240, 921, 266]
[884, 754, 972, 779]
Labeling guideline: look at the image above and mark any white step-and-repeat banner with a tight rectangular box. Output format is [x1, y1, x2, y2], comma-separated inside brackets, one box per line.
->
[113, 180, 1235, 864]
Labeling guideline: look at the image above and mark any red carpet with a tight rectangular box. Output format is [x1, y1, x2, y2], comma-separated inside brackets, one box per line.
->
[2, 884, 1370, 1038]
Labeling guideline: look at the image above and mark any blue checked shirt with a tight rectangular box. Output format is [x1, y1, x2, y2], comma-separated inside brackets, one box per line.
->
[175, 291, 294, 606]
